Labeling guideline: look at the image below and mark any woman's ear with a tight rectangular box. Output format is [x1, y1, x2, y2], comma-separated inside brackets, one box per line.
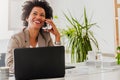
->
[26, 16, 29, 21]
[26, 18, 28, 22]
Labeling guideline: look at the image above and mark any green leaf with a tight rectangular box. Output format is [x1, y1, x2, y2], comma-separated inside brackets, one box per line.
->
[62, 7, 99, 62]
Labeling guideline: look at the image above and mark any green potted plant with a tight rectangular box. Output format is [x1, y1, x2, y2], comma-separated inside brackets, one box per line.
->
[62, 8, 99, 62]
[116, 46, 120, 65]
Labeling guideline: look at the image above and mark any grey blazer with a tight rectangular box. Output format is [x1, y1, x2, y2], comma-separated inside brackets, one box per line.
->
[5, 28, 54, 73]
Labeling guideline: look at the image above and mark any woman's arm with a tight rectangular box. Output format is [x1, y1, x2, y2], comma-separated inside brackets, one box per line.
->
[5, 36, 19, 73]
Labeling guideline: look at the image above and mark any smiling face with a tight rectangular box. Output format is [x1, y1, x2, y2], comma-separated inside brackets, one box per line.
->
[26, 7, 46, 30]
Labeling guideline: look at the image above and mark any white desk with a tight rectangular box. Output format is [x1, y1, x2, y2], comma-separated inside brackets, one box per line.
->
[9, 62, 120, 80]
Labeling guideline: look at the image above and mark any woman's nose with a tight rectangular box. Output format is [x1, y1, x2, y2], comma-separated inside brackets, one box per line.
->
[36, 15, 45, 21]
[36, 15, 41, 19]
[36, 14, 44, 18]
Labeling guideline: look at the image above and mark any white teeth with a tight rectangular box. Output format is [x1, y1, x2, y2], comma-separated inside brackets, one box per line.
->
[34, 21, 40, 24]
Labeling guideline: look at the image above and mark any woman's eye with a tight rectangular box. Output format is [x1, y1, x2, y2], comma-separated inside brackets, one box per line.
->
[33, 13, 37, 15]
[40, 14, 45, 17]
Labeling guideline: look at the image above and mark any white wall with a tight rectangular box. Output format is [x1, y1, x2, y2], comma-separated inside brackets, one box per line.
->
[51, 0, 115, 54]
[0, 0, 116, 54]
[0, 0, 13, 40]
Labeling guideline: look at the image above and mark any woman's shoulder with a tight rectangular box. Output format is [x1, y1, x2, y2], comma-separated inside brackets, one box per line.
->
[8, 28, 27, 47]
[11, 28, 26, 39]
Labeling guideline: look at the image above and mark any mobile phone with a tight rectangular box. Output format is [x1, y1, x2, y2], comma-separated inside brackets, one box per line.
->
[42, 22, 52, 30]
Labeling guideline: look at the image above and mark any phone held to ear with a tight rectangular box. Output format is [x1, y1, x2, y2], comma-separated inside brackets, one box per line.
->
[42, 23, 52, 30]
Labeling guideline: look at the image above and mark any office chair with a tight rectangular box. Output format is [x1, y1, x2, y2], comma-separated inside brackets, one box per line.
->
[0, 53, 5, 67]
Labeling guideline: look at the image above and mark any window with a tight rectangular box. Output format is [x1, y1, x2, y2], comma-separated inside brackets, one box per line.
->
[8, 0, 24, 30]
[114, 0, 120, 48]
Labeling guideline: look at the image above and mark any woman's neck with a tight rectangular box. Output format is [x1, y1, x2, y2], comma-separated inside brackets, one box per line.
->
[28, 27, 39, 40]
[28, 27, 39, 47]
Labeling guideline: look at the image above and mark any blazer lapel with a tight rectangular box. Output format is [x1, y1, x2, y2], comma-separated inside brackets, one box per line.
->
[23, 28, 46, 47]
[38, 33, 46, 47]
[24, 28, 30, 48]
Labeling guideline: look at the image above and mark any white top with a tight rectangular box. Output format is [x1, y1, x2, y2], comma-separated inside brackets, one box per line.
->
[29, 42, 39, 48]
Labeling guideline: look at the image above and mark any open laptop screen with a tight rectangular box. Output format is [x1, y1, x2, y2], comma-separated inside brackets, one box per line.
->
[14, 46, 65, 80]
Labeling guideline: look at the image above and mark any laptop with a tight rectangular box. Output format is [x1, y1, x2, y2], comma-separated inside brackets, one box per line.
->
[14, 46, 65, 80]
